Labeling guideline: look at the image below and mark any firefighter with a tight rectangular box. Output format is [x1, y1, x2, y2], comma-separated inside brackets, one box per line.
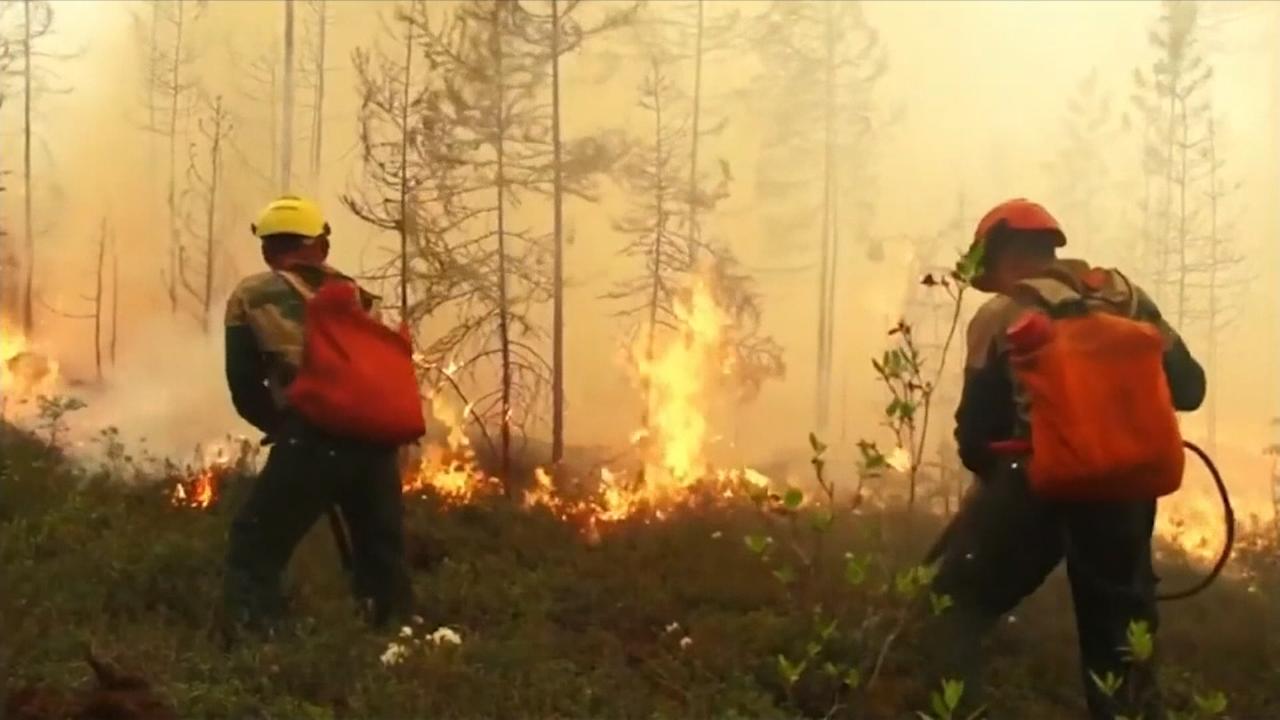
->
[925, 199, 1206, 718]
[220, 195, 414, 636]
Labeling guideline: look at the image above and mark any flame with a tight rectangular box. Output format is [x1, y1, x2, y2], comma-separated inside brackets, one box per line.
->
[634, 279, 727, 484]
[0, 324, 61, 404]
[170, 437, 256, 509]
[403, 391, 501, 502]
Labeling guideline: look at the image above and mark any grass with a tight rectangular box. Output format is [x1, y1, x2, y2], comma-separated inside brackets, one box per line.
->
[2, 423, 1278, 719]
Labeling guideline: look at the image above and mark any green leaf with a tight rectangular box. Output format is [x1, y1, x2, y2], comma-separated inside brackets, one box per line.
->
[942, 679, 965, 711]
[930, 592, 954, 616]
[808, 508, 834, 532]
[783, 488, 804, 510]
[1125, 620, 1154, 663]
[777, 654, 805, 686]
[845, 667, 862, 690]
[930, 692, 950, 720]
[822, 661, 839, 677]
[744, 534, 773, 555]
[1089, 670, 1123, 697]
[1194, 691, 1228, 716]
[844, 555, 867, 586]
[772, 565, 797, 585]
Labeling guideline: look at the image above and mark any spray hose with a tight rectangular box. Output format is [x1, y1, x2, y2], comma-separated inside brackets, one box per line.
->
[924, 440, 1235, 601]
[1155, 440, 1234, 601]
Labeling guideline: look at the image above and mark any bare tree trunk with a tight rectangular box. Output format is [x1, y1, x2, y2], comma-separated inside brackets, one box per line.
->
[94, 218, 106, 381]
[398, 13, 413, 319]
[310, 0, 326, 184]
[1176, 96, 1189, 329]
[21, 0, 34, 335]
[814, 1, 835, 432]
[203, 97, 224, 334]
[493, 13, 512, 485]
[1205, 115, 1219, 454]
[685, 0, 703, 264]
[111, 233, 118, 366]
[1157, 71, 1177, 310]
[167, 0, 187, 315]
[281, 0, 295, 193]
[642, 60, 665, 432]
[148, 2, 160, 220]
[550, 0, 566, 464]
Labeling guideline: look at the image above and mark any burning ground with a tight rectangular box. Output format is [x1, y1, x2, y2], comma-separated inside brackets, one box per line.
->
[2, 286, 1279, 718]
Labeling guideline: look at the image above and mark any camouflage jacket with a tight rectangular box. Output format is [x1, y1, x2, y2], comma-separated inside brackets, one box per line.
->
[223, 263, 379, 434]
[953, 258, 1206, 477]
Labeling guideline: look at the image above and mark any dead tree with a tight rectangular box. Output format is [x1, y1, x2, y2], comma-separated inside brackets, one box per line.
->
[1199, 113, 1245, 453]
[110, 232, 118, 366]
[512, 0, 636, 463]
[34, 218, 110, 381]
[410, 0, 559, 483]
[751, 0, 887, 432]
[606, 54, 780, 430]
[303, 0, 330, 187]
[181, 95, 233, 333]
[11, 0, 55, 335]
[230, 38, 282, 192]
[281, 0, 296, 192]
[138, 0, 204, 315]
[632, 0, 738, 263]
[605, 56, 701, 428]
[1132, 0, 1212, 325]
[1047, 69, 1119, 262]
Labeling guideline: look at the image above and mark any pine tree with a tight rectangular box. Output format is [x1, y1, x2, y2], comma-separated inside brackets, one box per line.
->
[1131, 0, 1213, 325]
[180, 94, 233, 333]
[751, 0, 887, 432]
[137, 0, 205, 316]
[1047, 69, 1120, 262]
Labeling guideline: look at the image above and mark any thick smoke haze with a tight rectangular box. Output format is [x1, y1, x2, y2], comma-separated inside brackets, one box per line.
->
[1, 1, 1276, 512]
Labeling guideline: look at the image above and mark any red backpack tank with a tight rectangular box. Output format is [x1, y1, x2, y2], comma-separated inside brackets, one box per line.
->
[277, 270, 426, 446]
[1005, 270, 1184, 502]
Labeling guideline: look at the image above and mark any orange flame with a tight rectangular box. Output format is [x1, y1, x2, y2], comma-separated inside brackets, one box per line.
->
[170, 438, 256, 510]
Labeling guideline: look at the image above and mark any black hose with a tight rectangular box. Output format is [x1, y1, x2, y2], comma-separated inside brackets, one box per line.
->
[1155, 440, 1235, 601]
[922, 440, 1235, 601]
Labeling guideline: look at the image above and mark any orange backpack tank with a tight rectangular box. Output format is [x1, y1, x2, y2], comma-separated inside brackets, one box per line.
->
[278, 270, 426, 447]
[1006, 270, 1184, 502]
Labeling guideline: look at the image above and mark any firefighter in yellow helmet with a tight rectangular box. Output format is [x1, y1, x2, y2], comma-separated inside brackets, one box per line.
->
[220, 196, 414, 637]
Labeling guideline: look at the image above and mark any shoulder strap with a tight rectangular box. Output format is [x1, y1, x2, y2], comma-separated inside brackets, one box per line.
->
[275, 270, 315, 301]
[1111, 269, 1141, 318]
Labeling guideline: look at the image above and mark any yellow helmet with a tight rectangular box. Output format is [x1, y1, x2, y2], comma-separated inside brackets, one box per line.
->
[251, 195, 330, 240]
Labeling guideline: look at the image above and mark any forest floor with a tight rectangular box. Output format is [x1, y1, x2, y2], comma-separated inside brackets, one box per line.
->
[3, 423, 1279, 720]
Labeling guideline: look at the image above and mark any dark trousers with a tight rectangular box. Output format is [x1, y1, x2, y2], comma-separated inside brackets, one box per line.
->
[926, 462, 1160, 719]
[221, 429, 414, 632]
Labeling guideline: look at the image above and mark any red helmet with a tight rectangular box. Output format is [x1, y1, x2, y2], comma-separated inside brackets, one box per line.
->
[973, 198, 1065, 246]
[969, 199, 1065, 291]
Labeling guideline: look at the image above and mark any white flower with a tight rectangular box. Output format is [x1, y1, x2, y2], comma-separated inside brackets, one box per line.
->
[428, 626, 462, 646]
[380, 642, 409, 667]
[399, 626, 414, 638]
[411, 615, 425, 626]
[885, 446, 912, 473]
[710, 531, 723, 539]
[664, 622, 681, 635]
[679, 636, 693, 651]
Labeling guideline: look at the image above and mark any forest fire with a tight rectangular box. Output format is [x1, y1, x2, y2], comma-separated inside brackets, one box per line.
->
[169, 437, 258, 510]
[0, 328, 60, 404]
[401, 279, 779, 531]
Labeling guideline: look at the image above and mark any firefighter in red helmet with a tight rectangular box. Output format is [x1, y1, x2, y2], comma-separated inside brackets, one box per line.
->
[922, 198, 1206, 718]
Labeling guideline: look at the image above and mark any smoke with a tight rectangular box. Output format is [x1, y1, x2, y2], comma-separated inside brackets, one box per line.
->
[65, 309, 255, 463]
